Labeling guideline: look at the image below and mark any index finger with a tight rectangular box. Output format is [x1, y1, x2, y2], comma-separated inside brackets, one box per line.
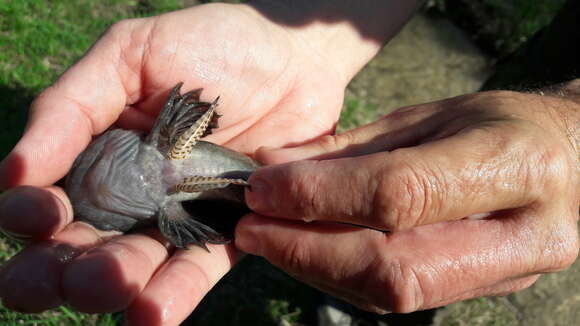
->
[245, 121, 544, 231]
[0, 22, 145, 189]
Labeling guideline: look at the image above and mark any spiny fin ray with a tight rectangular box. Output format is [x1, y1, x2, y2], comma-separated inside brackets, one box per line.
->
[168, 99, 217, 160]
[170, 176, 249, 194]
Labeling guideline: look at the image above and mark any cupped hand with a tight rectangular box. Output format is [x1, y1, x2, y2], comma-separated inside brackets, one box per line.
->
[236, 86, 580, 313]
[0, 3, 347, 325]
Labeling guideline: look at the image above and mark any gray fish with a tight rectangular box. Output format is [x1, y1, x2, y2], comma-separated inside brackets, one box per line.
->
[66, 83, 259, 250]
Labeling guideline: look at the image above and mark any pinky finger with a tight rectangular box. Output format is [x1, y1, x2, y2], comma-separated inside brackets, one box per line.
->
[426, 274, 541, 310]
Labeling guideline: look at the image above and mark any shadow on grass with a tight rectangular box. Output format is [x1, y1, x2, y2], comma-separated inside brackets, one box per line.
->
[0, 85, 32, 160]
[483, 0, 580, 90]
[182, 256, 436, 326]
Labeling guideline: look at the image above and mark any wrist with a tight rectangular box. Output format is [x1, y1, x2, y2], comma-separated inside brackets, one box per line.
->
[243, 0, 422, 83]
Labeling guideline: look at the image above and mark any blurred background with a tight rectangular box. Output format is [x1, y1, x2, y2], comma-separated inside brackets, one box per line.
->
[0, 0, 578, 325]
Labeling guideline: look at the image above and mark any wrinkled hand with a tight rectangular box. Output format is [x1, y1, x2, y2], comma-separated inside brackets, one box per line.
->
[237, 87, 580, 313]
[0, 3, 346, 325]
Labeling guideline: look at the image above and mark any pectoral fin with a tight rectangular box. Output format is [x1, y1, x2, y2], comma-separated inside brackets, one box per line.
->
[158, 200, 228, 250]
[169, 176, 249, 194]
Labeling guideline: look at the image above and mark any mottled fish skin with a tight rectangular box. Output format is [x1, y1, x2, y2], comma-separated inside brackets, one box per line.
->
[66, 84, 259, 248]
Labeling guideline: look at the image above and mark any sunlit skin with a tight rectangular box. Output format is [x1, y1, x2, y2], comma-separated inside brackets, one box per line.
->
[0, 1, 578, 326]
[0, 3, 354, 324]
[238, 87, 580, 313]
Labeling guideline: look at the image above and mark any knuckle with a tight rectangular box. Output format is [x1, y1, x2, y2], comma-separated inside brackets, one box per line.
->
[540, 217, 579, 272]
[288, 161, 326, 218]
[316, 133, 354, 153]
[374, 157, 436, 230]
[502, 123, 575, 199]
[364, 254, 426, 313]
[107, 19, 136, 34]
[530, 141, 574, 193]
[105, 18, 148, 48]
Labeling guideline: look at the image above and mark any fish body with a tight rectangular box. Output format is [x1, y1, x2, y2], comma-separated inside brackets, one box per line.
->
[66, 83, 258, 249]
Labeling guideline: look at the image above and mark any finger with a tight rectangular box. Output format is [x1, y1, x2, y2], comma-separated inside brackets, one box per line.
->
[426, 274, 540, 310]
[236, 209, 577, 313]
[62, 231, 170, 313]
[0, 222, 103, 313]
[0, 186, 73, 240]
[255, 100, 446, 164]
[246, 121, 545, 231]
[0, 19, 152, 189]
[125, 244, 237, 326]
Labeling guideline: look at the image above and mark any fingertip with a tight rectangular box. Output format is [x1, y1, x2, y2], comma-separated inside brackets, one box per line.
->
[245, 161, 307, 216]
[245, 174, 274, 213]
[0, 241, 79, 313]
[0, 186, 73, 239]
[62, 253, 137, 313]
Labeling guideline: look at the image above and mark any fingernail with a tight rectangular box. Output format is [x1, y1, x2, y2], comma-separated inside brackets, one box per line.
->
[246, 178, 273, 213]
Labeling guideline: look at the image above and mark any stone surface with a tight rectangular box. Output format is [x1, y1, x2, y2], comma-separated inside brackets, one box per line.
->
[341, 13, 491, 131]
[318, 305, 353, 326]
[432, 258, 580, 326]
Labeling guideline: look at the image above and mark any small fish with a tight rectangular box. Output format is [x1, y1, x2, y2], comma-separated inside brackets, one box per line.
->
[66, 83, 259, 250]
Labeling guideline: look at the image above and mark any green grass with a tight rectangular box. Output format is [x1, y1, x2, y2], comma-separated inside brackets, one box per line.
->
[0, 0, 184, 159]
[432, 297, 518, 326]
[0, 306, 120, 326]
[267, 299, 303, 326]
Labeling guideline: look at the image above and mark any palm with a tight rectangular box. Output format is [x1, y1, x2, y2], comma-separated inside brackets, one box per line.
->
[0, 3, 346, 325]
[123, 4, 344, 153]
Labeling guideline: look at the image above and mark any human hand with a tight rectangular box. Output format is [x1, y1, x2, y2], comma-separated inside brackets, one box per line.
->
[236, 84, 580, 313]
[0, 2, 354, 325]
